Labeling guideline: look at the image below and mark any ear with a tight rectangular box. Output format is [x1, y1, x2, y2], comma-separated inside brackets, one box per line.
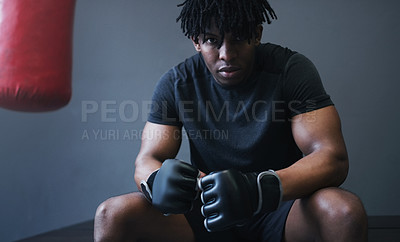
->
[191, 37, 201, 52]
[254, 25, 263, 45]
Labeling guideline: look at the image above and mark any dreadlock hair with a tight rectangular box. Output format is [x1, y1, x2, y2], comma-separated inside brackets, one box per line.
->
[176, 0, 277, 45]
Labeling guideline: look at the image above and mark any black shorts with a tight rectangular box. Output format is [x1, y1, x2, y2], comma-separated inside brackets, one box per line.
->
[185, 198, 295, 242]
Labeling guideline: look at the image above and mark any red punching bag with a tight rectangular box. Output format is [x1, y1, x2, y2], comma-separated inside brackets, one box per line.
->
[0, 0, 76, 112]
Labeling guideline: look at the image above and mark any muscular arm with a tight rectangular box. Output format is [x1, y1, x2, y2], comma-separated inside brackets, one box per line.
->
[276, 105, 349, 201]
[134, 122, 182, 190]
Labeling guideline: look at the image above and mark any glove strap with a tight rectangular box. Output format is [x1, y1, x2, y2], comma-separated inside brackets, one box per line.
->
[255, 169, 283, 215]
[140, 169, 159, 202]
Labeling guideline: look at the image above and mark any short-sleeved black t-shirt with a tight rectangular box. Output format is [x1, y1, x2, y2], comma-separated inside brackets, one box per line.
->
[148, 43, 333, 173]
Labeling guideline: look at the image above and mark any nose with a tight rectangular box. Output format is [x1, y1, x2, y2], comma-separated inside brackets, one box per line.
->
[219, 40, 237, 62]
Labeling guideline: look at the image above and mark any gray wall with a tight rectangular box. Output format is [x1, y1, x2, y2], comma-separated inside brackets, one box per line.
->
[0, 0, 399, 241]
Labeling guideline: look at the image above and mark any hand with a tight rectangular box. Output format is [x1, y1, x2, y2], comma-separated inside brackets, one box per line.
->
[198, 169, 282, 232]
[151, 159, 200, 215]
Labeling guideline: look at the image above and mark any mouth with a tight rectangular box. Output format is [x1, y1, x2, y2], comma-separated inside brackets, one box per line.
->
[218, 66, 240, 72]
[217, 66, 241, 79]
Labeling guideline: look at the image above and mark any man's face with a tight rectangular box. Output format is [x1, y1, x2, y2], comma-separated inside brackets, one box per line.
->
[192, 23, 263, 87]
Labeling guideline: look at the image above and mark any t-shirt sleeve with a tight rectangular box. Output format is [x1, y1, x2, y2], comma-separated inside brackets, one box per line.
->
[283, 53, 333, 117]
[147, 69, 183, 127]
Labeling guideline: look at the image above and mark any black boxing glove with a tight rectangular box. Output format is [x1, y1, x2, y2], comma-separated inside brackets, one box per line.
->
[140, 159, 200, 215]
[199, 169, 282, 232]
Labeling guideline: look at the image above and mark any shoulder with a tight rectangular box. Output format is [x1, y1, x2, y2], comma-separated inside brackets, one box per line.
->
[153, 53, 209, 98]
[165, 53, 207, 86]
[255, 43, 321, 80]
[254, 43, 297, 73]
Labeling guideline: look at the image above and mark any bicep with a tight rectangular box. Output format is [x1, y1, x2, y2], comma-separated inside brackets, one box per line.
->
[291, 105, 347, 159]
[277, 106, 349, 197]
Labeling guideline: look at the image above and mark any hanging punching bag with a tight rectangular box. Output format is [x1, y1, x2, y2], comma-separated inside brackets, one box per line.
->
[0, 0, 76, 112]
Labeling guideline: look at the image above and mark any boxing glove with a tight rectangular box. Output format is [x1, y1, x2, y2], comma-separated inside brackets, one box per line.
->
[141, 159, 200, 215]
[199, 169, 282, 232]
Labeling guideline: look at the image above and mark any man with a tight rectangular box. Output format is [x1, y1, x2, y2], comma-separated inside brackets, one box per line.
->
[94, 0, 368, 241]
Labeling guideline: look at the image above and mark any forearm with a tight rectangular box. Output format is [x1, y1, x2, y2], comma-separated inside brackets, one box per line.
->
[276, 149, 348, 201]
[134, 155, 162, 191]
[133, 122, 183, 190]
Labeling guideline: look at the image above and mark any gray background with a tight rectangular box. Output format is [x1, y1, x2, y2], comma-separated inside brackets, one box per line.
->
[1, 0, 399, 241]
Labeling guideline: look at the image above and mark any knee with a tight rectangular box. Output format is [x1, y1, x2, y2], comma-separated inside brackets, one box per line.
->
[94, 193, 150, 241]
[95, 193, 149, 228]
[95, 199, 114, 225]
[95, 197, 120, 225]
[309, 188, 367, 230]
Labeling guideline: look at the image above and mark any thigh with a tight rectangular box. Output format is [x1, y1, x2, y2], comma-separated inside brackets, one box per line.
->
[97, 192, 195, 242]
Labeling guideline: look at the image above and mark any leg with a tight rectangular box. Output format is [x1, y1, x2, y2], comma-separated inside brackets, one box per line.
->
[284, 187, 368, 242]
[94, 192, 195, 242]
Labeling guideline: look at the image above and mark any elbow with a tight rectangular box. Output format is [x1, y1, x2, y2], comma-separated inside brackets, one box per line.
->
[133, 157, 145, 188]
[331, 151, 349, 187]
[317, 143, 349, 187]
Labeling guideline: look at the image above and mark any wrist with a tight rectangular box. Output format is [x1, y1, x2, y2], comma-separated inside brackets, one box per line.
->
[140, 169, 159, 202]
[255, 170, 282, 214]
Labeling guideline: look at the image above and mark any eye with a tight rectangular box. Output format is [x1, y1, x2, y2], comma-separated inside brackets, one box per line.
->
[233, 35, 247, 42]
[205, 37, 219, 45]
